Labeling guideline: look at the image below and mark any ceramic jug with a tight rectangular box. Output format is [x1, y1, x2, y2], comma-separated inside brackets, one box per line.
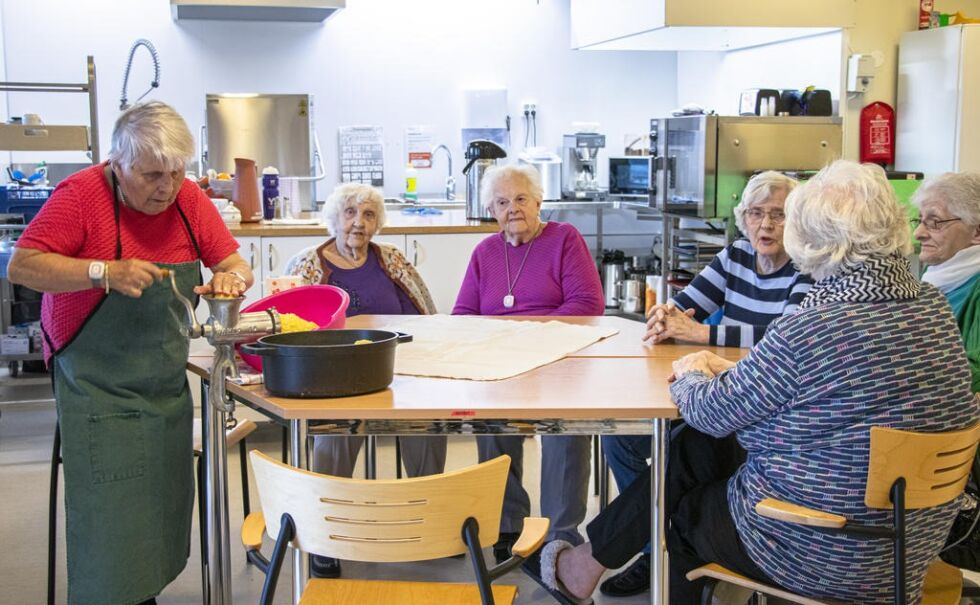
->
[232, 158, 261, 223]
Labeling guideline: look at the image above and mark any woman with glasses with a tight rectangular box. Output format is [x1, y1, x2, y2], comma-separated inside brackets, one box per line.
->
[646, 171, 812, 348]
[597, 171, 813, 598]
[453, 164, 604, 564]
[912, 172, 980, 392]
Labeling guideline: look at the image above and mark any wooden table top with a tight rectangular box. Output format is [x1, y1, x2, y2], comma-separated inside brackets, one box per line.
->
[187, 316, 747, 422]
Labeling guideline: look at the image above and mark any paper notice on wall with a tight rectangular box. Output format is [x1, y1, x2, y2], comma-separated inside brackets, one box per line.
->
[338, 125, 384, 186]
[405, 126, 434, 169]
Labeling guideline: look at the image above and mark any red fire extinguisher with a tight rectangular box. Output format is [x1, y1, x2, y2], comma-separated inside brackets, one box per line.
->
[859, 101, 895, 166]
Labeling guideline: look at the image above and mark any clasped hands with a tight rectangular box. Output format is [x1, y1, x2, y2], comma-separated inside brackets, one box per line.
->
[643, 302, 710, 345]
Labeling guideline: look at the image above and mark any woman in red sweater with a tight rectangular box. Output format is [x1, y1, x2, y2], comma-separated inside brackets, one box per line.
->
[8, 101, 252, 605]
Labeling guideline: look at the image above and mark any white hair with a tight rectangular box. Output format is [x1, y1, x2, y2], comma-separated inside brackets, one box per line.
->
[320, 183, 386, 237]
[732, 171, 798, 233]
[480, 164, 544, 211]
[109, 101, 194, 171]
[783, 160, 912, 281]
[911, 171, 980, 226]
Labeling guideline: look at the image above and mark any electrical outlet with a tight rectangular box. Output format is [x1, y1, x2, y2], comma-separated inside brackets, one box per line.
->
[522, 101, 537, 113]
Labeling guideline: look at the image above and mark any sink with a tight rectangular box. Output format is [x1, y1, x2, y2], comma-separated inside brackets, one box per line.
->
[384, 197, 465, 210]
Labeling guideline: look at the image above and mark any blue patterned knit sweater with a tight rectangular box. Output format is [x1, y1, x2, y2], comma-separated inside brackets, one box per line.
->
[670, 283, 979, 604]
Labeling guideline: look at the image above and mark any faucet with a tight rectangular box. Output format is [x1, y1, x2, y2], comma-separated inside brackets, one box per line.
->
[431, 144, 455, 201]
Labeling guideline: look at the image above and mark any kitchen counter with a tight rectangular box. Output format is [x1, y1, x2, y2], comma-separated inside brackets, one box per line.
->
[228, 208, 500, 237]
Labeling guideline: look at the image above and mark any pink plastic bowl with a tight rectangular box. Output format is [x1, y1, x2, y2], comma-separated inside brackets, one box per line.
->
[238, 284, 350, 371]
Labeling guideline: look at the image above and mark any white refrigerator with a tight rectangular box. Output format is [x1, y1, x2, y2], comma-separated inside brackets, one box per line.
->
[896, 24, 980, 175]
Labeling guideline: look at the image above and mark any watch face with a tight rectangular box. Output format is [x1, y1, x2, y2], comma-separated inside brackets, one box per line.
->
[89, 262, 105, 280]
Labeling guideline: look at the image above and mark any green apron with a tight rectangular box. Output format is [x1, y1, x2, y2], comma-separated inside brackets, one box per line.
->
[52, 187, 204, 604]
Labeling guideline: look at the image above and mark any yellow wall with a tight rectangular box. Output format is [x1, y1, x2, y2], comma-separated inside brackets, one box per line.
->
[842, 0, 980, 160]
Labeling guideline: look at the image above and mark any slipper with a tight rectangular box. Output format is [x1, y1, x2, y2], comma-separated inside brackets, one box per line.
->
[521, 540, 594, 605]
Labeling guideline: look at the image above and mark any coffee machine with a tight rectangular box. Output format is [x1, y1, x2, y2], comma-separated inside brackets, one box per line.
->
[462, 139, 507, 221]
[561, 132, 605, 199]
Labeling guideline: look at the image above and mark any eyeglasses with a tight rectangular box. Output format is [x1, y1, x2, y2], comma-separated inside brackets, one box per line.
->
[745, 208, 786, 224]
[911, 216, 962, 232]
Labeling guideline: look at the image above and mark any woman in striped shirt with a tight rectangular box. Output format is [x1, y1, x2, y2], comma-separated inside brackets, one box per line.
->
[647, 170, 813, 349]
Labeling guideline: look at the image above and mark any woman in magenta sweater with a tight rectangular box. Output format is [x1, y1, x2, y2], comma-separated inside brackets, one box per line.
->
[453, 163, 604, 562]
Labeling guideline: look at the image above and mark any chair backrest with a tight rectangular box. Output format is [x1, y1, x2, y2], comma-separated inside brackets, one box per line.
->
[866, 423, 980, 509]
[249, 450, 509, 562]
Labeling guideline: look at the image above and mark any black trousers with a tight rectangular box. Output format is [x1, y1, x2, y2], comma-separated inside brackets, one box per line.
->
[585, 424, 773, 604]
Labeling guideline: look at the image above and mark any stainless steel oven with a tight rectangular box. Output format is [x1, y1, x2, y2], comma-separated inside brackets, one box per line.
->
[649, 115, 842, 218]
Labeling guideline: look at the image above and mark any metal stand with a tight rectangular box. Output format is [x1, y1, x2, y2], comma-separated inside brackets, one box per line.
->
[650, 418, 669, 605]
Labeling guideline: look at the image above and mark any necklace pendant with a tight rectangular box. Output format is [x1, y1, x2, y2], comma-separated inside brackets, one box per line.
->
[503, 294, 515, 308]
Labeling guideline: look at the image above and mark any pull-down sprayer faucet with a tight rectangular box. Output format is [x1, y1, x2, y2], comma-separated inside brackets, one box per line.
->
[431, 144, 455, 201]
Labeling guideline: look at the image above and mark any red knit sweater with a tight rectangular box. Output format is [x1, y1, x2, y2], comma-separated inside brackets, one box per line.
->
[17, 163, 239, 361]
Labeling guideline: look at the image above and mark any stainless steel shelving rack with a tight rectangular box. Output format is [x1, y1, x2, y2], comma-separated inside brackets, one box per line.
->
[659, 211, 735, 302]
[0, 56, 99, 375]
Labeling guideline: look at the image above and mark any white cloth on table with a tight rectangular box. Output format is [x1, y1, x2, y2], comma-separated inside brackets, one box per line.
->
[383, 315, 618, 381]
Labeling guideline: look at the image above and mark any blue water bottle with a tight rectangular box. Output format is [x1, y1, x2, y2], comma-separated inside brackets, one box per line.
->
[261, 166, 280, 220]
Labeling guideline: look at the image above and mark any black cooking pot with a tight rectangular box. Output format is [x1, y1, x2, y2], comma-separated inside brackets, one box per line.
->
[240, 329, 412, 398]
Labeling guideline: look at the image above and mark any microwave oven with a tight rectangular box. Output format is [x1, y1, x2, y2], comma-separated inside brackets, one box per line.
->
[608, 156, 653, 199]
[648, 115, 842, 218]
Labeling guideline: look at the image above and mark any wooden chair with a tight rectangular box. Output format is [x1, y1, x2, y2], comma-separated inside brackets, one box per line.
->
[242, 451, 549, 604]
[687, 423, 980, 605]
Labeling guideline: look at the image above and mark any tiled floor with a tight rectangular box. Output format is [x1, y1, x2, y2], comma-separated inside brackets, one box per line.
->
[0, 369, 649, 605]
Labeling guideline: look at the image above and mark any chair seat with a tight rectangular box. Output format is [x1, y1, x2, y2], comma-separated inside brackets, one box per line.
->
[687, 559, 962, 605]
[299, 578, 518, 604]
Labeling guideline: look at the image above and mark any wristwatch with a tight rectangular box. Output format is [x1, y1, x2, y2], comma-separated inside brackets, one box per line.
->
[88, 261, 108, 289]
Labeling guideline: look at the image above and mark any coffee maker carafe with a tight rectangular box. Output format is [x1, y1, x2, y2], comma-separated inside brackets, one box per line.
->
[462, 140, 507, 221]
[562, 132, 605, 199]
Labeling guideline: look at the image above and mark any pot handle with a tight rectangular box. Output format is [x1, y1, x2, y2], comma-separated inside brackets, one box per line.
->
[395, 332, 413, 344]
[240, 342, 274, 356]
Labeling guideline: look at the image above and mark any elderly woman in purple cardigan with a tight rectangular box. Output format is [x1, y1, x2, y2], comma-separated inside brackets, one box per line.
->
[453, 163, 605, 563]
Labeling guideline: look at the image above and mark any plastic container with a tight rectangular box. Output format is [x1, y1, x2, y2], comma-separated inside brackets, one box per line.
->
[0, 185, 53, 222]
[404, 164, 418, 202]
[261, 166, 280, 221]
[237, 284, 350, 371]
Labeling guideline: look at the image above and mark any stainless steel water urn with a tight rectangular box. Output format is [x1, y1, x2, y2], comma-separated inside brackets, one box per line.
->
[462, 140, 507, 221]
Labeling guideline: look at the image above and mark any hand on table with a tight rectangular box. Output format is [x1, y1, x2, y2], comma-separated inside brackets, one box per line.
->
[668, 351, 737, 383]
[643, 302, 709, 344]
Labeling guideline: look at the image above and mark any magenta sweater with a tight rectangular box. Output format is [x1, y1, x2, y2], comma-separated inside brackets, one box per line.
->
[452, 222, 604, 317]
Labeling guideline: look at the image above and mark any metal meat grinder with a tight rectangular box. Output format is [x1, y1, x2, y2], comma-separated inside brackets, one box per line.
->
[169, 271, 281, 605]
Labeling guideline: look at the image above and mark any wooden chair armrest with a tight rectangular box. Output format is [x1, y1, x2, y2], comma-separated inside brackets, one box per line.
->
[241, 511, 266, 551]
[512, 517, 550, 558]
[755, 497, 846, 528]
[226, 419, 258, 448]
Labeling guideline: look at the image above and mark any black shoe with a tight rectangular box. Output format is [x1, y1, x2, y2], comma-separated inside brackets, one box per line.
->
[492, 532, 520, 564]
[310, 554, 341, 579]
[598, 554, 649, 597]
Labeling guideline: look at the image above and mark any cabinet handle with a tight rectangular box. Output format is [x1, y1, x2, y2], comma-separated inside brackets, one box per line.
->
[268, 243, 275, 273]
[249, 243, 257, 270]
[412, 239, 418, 266]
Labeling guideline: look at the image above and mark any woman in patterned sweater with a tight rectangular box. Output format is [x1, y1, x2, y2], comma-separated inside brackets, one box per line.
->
[524, 161, 980, 605]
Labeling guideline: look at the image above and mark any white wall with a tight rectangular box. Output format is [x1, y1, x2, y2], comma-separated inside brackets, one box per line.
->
[675, 32, 843, 116]
[0, 0, 677, 199]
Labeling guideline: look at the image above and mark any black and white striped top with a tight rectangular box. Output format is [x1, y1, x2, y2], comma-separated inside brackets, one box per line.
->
[672, 239, 813, 347]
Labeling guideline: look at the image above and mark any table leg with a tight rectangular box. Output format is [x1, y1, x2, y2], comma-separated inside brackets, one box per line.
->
[650, 418, 669, 605]
[289, 419, 309, 605]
